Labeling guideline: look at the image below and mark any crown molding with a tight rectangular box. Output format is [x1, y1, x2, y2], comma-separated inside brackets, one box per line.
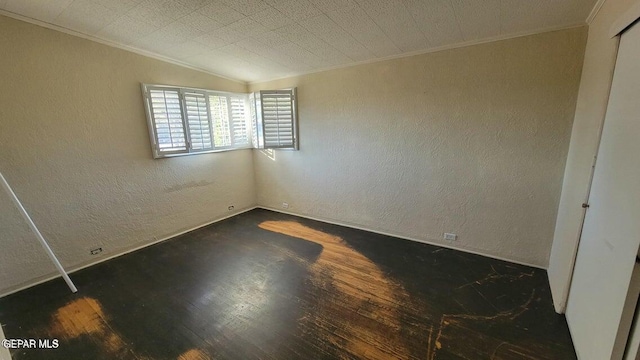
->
[0, 9, 246, 85]
[587, 0, 608, 24]
[249, 23, 586, 85]
[1, 9, 587, 86]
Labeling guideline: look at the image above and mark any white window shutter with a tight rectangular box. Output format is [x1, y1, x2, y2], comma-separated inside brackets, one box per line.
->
[259, 89, 297, 149]
[209, 95, 232, 148]
[230, 96, 250, 147]
[142, 83, 261, 158]
[250, 92, 263, 149]
[146, 87, 188, 156]
[183, 91, 213, 151]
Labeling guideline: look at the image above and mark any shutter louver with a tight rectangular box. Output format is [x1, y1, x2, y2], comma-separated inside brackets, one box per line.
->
[230, 96, 249, 146]
[148, 88, 187, 153]
[209, 95, 232, 147]
[260, 90, 295, 148]
[184, 91, 212, 150]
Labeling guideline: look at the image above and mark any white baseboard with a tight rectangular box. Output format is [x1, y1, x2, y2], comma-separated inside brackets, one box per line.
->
[0, 206, 258, 298]
[257, 206, 546, 270]
[1, 204, 545, 299]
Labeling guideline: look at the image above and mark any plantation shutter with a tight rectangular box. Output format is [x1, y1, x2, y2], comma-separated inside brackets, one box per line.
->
[146, 87, 188, 155]
[183, 90, 213, 151]
[230, 96, 249, 146]
[209, 94, 232, 147]
[260, 89, 296, 149]
[249, 92, 263, 149]
[142, 83, 264, 158]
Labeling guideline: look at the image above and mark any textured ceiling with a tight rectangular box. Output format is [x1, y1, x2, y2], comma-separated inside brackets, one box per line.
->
[0, 0, 596, 82]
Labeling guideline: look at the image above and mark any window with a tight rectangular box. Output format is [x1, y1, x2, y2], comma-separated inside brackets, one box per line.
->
[145, 87, 187, 155]
[142, 84, 251, 158]
[142, 84, 297, 158]
[250, 89, 298, 150]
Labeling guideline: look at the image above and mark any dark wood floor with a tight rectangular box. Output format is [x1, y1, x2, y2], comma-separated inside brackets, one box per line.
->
[0, 209, 576, 359]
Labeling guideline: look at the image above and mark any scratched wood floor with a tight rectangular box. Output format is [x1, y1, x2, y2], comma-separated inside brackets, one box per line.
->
[0, 209, 576, 359]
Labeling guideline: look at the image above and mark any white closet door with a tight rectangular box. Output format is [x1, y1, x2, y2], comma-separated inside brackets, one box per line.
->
[566, 21, 640, 360]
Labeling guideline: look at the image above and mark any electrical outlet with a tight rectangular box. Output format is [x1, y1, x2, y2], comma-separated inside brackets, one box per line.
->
[228, 205, 235, 211]
[282, 202, 289, 209]
[90, 247, 103, 255]
[444, 233, 457, 241]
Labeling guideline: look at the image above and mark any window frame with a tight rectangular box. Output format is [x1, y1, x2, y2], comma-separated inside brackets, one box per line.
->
[141, 83, 252, 159]
[251, 88, 299, 150]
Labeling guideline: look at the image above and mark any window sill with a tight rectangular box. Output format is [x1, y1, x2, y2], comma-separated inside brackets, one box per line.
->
[154, 146, 253, 159]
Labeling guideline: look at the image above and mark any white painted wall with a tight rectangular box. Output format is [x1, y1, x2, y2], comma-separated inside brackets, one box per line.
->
[0, 15, 256, 296]
[548, 0, 640, 313]
[250, 28, 586, 268]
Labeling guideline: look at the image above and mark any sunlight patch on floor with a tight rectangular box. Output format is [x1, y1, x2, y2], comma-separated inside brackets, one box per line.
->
[258, 220, 414, 359]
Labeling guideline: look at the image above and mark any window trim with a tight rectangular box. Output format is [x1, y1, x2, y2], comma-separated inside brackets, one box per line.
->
[141, 83, 252, 159]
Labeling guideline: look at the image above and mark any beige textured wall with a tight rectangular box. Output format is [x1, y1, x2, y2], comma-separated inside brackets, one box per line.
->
[250, 28, 587, 268]
[0, 323, 8, 360]
[547, 0, 640, 313]
[0, 15, 255, 296]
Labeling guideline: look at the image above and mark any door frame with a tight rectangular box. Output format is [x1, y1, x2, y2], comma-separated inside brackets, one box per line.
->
[564, 16, 640, 359]
[562, 8, 640, 313]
